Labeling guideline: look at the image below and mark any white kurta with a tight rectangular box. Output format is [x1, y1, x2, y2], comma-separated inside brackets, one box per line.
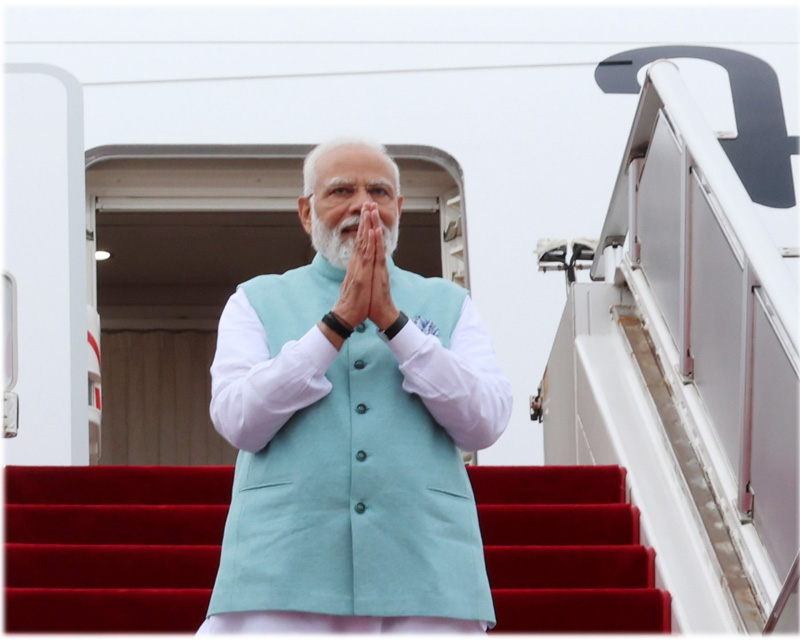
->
[200, 287, 512, 634]
[209, 288, 512, 453]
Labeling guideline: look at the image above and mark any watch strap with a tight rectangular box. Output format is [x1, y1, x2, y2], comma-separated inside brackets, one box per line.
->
[381, 311, 409, 341]
[321, 312, 353, 339]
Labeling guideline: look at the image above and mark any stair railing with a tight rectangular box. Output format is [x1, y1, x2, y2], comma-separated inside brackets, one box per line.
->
[763, 551, 798, 633]
[588, 59, 799, 627]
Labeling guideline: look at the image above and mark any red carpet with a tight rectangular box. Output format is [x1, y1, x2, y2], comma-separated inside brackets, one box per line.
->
[4, 465, 671, 633]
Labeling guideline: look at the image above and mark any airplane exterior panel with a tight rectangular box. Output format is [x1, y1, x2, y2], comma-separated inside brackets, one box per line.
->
[3, 7, 797, 467]
[4, 66, 88, 465]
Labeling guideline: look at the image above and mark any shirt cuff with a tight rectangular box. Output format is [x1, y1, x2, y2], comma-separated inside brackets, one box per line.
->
[300, 325, 340, 371]
[386, 320, 428, 364]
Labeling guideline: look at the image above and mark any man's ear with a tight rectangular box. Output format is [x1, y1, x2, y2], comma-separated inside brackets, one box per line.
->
[298, 196, 312, 235]
[396, 195, 404, 221]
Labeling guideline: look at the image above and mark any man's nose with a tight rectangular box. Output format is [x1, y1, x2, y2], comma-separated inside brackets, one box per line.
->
[350, 186, 377, 208]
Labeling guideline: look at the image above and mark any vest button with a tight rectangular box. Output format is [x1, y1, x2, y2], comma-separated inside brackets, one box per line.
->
[356, 404, 368, 414]
[354, 502, 366, 514]
[354, 360, 366, 370]
[356, 450, 367, 462]
[355, 323, 367, 333]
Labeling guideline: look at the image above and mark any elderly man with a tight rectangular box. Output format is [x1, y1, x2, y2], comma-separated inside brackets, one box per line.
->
[198, 138, 512, 634]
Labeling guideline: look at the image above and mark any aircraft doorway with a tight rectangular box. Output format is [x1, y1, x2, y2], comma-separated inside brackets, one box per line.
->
[86, 147, 465, 465]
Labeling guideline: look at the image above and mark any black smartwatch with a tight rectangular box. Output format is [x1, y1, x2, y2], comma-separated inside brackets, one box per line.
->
[381, 312, 409, 341]
[321, 312, 353, 339]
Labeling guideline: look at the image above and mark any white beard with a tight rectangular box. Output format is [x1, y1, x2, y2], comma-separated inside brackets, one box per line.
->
[310, 203, 399, 269]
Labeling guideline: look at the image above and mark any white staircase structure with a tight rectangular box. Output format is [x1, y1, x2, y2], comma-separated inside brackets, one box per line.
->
[541, 61, 798, 634]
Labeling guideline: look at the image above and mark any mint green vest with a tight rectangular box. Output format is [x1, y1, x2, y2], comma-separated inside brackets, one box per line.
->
[207, 254, 495, 624]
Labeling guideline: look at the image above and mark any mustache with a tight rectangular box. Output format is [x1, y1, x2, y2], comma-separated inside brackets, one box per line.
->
[337, 215, 392, 236]
[338, 215, 361, 233]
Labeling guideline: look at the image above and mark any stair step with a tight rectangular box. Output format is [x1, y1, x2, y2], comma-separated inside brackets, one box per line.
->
[5, 588, 212, 633]
[469, 465, 627, 504]
[4, 466, 236, 505]
[4, 587, 670, 634]
[6, 503, 639, 546]
[5, 505, 229, 545]
[4, 464, 627, 506]
[484, 545, 655, 588]
[478, 504, 640, 546]
[5, 543, 655, 590]
[491, 588, 671, 633]
[5, 544, 222, 589]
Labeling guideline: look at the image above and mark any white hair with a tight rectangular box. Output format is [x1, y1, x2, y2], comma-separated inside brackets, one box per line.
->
[302, 136, 401, 197]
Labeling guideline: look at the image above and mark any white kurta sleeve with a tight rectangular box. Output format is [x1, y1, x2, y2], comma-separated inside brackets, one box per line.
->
[386, 296, 513, 452]
[209, 288, 338, 453]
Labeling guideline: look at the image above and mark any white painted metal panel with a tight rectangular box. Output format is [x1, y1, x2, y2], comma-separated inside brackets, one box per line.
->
[543, 283, 634, 465]
[689, 175, 745, 476]
[3, 65, 88, 465]
[749, 291, 799, 580]
[574, 333, 738, 633]
[637, 112, 685, 349]
[541, 294, 577, 465]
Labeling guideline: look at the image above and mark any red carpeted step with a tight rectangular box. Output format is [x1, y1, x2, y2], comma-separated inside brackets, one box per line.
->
[5, 544, 654, 590]
[4, 465, 235, 505]
[478, 504, 640, 546]
[6, 503, 639, 547]
[469, 465, 627, 504]
[5, 505, 229, 545]
[5, 544, 222, 589]
[4, 588, 212, 633]
[4, 465, 670, 634]
[491, 588, 671, 633]
[4, 587, 671, 634]
[4, 464, 626, 506]
[485, 545, 655, 589]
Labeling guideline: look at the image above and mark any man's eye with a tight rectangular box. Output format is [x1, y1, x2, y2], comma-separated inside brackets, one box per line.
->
[331, 187, 353, 196]
[369, 187, 391, 198]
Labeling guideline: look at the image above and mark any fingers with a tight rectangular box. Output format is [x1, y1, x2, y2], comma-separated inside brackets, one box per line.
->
[367, 209, 398, 329]
[372, 211, 385, 264]
[334, 204, 385, 327]
[354, 209, 370, 257]
[335, 208, 377, 327]
[364, 215, 375, 261]
[361, 201, 379, 219]
[355, 204, 381, 259]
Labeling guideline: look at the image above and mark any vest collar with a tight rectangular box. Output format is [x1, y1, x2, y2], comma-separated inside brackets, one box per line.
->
[312, 253, 347, 282]
[311, 252, 397, 282]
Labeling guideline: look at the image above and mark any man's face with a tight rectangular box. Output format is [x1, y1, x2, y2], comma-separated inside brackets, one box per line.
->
[298, 145, 403, 267]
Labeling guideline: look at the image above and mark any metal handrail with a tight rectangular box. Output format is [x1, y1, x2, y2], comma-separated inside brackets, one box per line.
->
[3, 271, 18, 394]
[764, 551, 799, 633]
[590, 60, 798, 367]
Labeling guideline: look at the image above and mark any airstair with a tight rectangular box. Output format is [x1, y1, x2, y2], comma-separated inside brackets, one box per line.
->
[536, 60, 798, 633]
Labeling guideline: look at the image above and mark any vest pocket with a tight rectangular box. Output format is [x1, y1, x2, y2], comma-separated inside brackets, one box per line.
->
[240, 479, 294, 492]
[427, 486, 470, 500]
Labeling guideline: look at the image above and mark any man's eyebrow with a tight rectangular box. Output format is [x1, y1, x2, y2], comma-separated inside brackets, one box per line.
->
[367, 178, 394, 189]
[321, 177, 352, 190]
[322, 177, 396, 191]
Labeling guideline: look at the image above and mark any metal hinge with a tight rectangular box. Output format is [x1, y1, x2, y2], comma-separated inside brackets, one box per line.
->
[679, 351, 694, 383]
[530, 390, 543, 422]
[4, 392, 19, 438]
[631, 237, 642, 265]
[740, 483, 755, 523]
